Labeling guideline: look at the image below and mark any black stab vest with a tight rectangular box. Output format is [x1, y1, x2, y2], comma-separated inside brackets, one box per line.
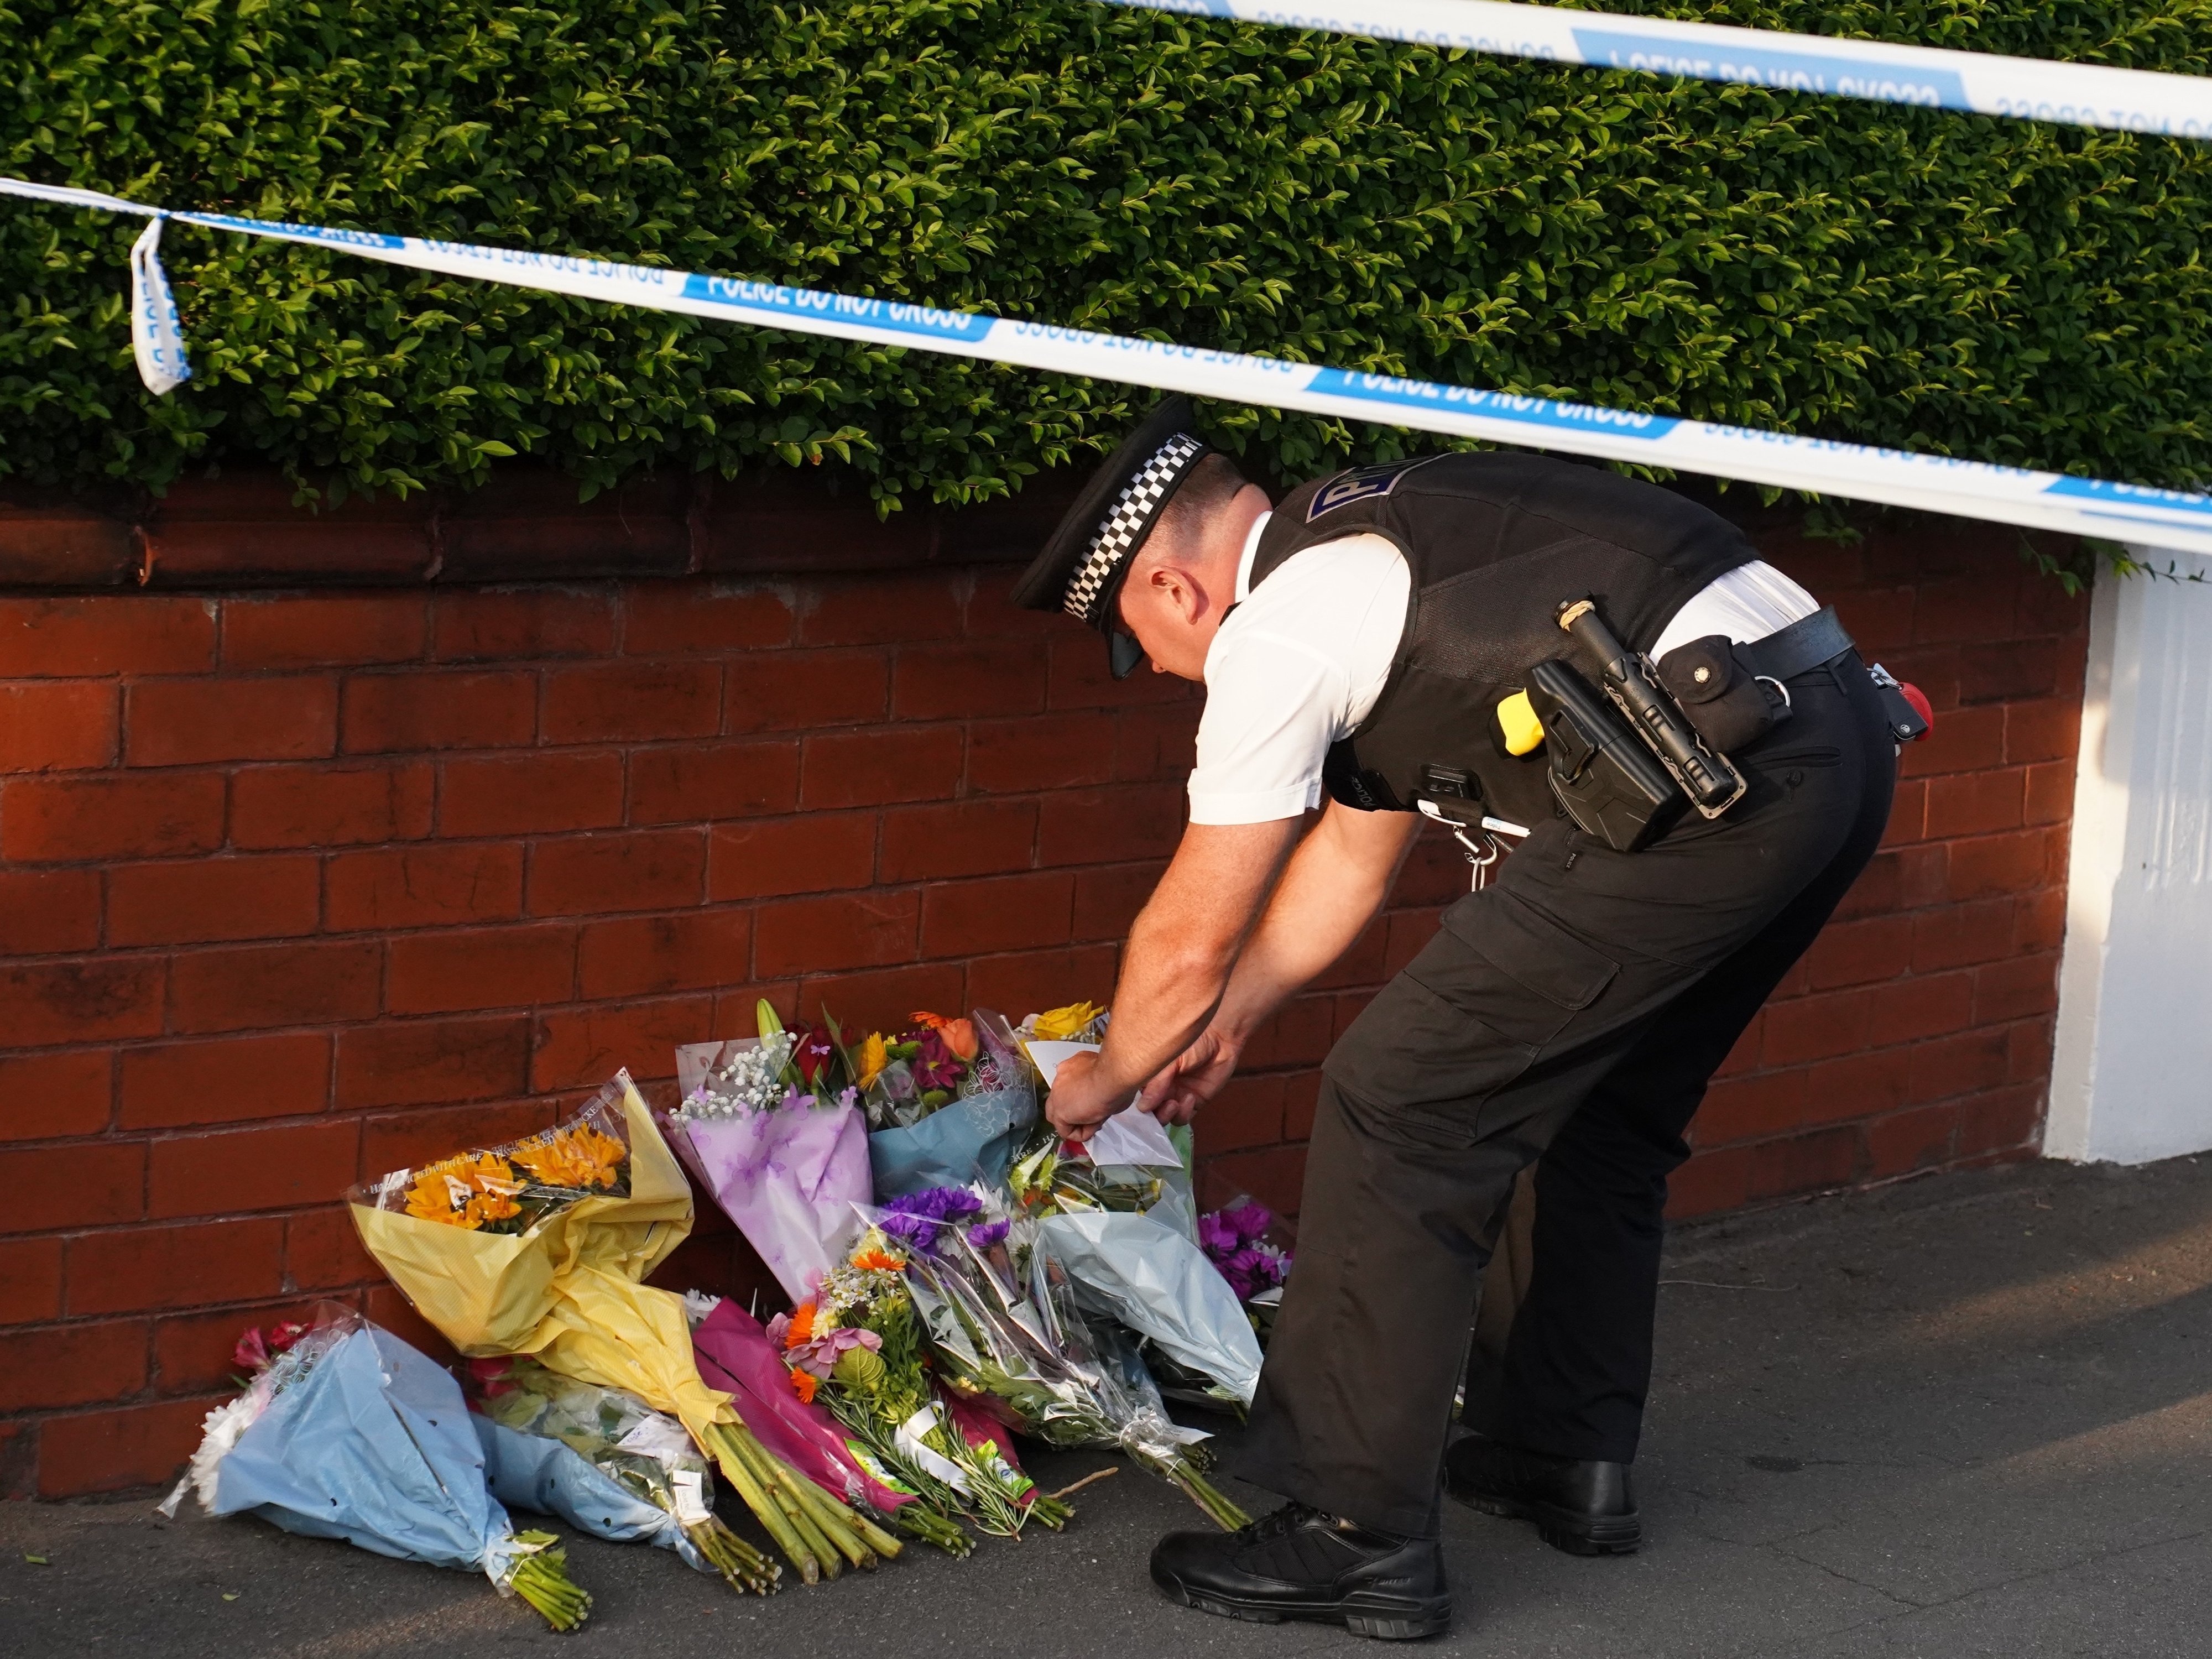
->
[1249, 452, 1756, 829]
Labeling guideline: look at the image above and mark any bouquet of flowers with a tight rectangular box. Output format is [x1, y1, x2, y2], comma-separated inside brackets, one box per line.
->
[771, 1225, 1066, 1539]
[690, 1297, 972, 1558]
[350, 1071, 895, 1586]
[463, 1355, 779, 1594]
[861, 1010, 1038, 1197]
[889, 1186, 1250, 1531]
[163, 1310, 592, 1630]
[1197, 1199, 1295, 1302]
[665, 1001, 871, 1305]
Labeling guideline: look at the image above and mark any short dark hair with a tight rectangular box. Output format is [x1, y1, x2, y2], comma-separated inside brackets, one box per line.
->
[1149, 451, 1248, 551]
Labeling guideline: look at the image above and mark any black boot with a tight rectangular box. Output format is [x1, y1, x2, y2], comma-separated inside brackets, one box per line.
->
[1445, 1434, 1641, 1556]
[1150, 1502, 1453, 1640]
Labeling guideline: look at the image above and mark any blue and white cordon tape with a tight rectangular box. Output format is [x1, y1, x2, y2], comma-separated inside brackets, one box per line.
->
[6, 174, 2212, 556]
[1114, 0, 2212, 137]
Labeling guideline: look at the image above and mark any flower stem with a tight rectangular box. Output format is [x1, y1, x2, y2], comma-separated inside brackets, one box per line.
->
[704, 1423, 819, 1584]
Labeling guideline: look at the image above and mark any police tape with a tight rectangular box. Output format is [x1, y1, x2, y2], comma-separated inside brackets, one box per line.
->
[7, 173, 2212, 556]
[1111, 0, 2212, 137]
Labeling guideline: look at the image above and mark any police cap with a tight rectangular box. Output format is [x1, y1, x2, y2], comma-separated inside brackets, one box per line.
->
[1011, 397, 1213, 679]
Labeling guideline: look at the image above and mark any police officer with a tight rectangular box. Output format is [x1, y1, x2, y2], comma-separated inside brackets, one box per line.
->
[1018, 399, 1900, 1640]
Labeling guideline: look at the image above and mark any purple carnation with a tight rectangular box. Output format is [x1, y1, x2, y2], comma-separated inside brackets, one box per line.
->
[880, 1186, 984, 1255]
[968, 1219, 1010, 1251]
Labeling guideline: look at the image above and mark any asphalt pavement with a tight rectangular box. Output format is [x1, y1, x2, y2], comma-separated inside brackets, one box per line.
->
[5, 1152, 2208, 1658]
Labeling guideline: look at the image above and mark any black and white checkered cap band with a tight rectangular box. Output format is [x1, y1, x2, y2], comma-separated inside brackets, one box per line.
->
[1062, 432, 1208, 624]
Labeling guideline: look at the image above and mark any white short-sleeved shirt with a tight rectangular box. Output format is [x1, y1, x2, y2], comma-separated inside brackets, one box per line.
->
[1185, 515, 1818, 826]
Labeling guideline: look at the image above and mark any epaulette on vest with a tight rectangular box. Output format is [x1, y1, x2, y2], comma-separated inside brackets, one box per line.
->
[1251, 451, 1756, 829]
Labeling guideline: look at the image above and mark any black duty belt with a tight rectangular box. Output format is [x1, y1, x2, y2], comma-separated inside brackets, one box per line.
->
[1733, 605, 1855, 685]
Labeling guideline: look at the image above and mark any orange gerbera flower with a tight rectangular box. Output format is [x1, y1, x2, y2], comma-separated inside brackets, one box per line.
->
[790, 1369, 818, 1405]
[784, 1303, 818, 1349]
[852, 1248, 905, 1274]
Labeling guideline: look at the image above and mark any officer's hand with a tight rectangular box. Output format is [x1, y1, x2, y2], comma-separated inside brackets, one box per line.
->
[1044, 1049, 1129, 1144]
[1139, 1027, 1241, 1126]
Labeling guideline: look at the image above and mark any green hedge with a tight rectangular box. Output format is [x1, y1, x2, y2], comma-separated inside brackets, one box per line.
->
[4, 0, 2210, 509]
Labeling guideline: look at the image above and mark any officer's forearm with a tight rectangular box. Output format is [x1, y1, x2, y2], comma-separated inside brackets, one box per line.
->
[1093, 818, 1306, 1095]
[1211, 800, 1422, 1046]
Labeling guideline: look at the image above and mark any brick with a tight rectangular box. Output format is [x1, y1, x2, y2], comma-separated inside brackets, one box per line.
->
[1956, 1084, 2043, 1156]
[1238, 996, 1337, 1071]
[921, 873, 1074, 958]
[2013, 887, 2068, 952]
[801, 725, 964, 808]
[0, 1051, 112, 1143]
[1864, 1104, 1959, 1181]
[222, 592, 426, 669]
[781, 966, 964, 1037]
[2004, 697, 2080, 765]
[1761, 989, 1874, 1067]
[1196, 1146, 1307, 1220]
[125, 675, 338, 765]
[542, 661, 720, 744]
[1749, 1124, 1858, 1201]
[362, 1285, 461, 1368]
[1073, 862, 1166, 942]
[0, 1321, 149, 1411]
[1866, 970, 1975, 1044]
[1959, 639, 2057, 704]
[1312, 917, 1390, 990]
[1911, 900, 2017, 972]
[326, 841, 525, 931]
[0, 1237, 64, 1324]
[1913, 576, 2015, 645]
[892, 641, 1047, 721]
[36, 1396, 219, 1497]
[1046, 636, 1201, 711]
[386, 922, 577, 1014]
[1802, 916, 1913, 990]
[1036, 784, 1186, 867]
[2024, 761, 2073, 826]
[961, 945, 1120, 1023]
[531, 998, 715, 1091]
[1113, 704, 1202, 782]
[879, 799, 1039, 883]
[1880, 777, 1928, 847]
[708, 813, 877, 901]
[1197, 1074, 1286, 1155]
[441, 750, 625, 837]
[1907, 1028, 2012, 1104]
[431, 588, 616, 660]
[108, 854, 322, 946]
[0, 959, 163, 1047]
[625, 582, 794, 654]
[170, 941, 381, 1035]
[1801, 1047, 1914, 1123]
[1900, 702, 2003, 779]
[232, 759, 435, 848]
[120, 1034, 331, 1130]
[360, 1099, 560, 1182]
[341, 670, 536, 753]
[0, 868, 101, 954]
[2008, 1016, 2055, 1084]
[0, 596, 215, 677]
[66, 1217, 285, 1316]
[1695, 1070, 1809, 1144]
[1281, 1070, 1322, 1140]
[1945, 829, 2057, 900]
[798, 573, 962, 646]
[629, 739, 800, 825]
[1975, 954, 2059, 1025]
[154, 1301, 322, 1395]
[1665, 1144, 1753, 1219]
[1, 771, 225, 862]
[579, 911, 755, 999]
[967, 714, 1119, 793]
[754, 891, 920, 977]
[335, 1015, 532, 1109]
[0, 681, 118, 770]
[1926, 769, 2026, 838]
[725, 648, 889, 733]
[150, 1120, 362, 1219]
[285, 1205, 378, 1291]
[528, 828, 707, 916]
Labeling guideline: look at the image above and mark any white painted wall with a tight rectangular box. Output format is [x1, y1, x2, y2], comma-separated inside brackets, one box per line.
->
[2048, 545, 2212, 1163]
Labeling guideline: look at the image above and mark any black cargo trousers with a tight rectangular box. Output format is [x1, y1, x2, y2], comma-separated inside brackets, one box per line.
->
[1234, 652, 1897, 1538]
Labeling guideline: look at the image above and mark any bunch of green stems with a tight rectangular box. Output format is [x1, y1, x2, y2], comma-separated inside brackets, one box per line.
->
[701, 1420, 905, 1585]
[505, 1531, 592, 1630]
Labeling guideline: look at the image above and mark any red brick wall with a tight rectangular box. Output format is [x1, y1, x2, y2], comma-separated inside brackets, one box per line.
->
[0, 512, 2084, 1499]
